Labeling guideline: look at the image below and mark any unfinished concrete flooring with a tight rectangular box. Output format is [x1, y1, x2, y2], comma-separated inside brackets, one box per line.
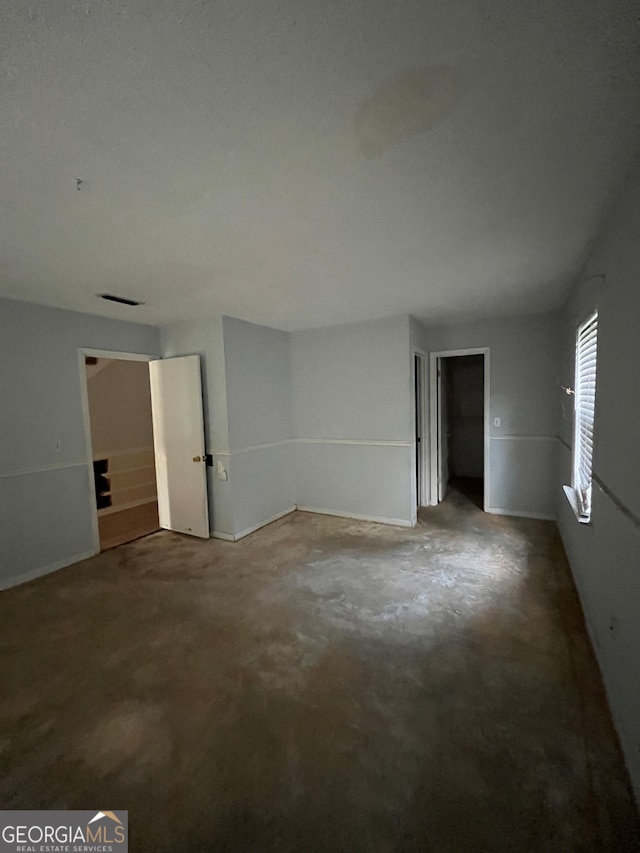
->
[1, 486, 638, 851]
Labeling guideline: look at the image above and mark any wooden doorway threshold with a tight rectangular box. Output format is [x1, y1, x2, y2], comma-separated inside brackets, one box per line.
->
[98, 501, 160, 551]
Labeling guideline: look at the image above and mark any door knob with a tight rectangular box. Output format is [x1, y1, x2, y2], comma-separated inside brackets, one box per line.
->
[192, 455, 202, 462]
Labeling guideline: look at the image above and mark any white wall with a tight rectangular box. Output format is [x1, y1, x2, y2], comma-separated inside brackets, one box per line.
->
[163, 313, 413, 533]
[412, 311, 560, 518]
[86, 359, 154, 455]
[0, 298, 160, 588]
[291, 315, 415, 525]
[220, 316, 295, 538]
[556, 157, 640, 801]
[160, 315, 295, 539]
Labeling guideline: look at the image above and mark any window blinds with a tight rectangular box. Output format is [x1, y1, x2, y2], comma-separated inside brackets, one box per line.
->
[574, 313, 598, 516]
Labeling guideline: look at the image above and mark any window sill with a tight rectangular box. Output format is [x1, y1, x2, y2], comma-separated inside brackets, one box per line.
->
[563, 485, 591, 524]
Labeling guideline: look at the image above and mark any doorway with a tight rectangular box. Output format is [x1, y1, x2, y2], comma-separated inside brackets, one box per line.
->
[84, 354, 160, 550]
[429, 348, 489, 510]
[80, 349, 211, 555]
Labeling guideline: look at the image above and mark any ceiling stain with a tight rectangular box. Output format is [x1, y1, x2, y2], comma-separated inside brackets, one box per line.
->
[354, 66, 461, 158]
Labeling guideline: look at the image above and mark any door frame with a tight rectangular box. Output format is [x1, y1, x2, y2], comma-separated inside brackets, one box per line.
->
[78, 348, 158, 555]
[436, 356, 450, 503]
[429, 347, 490, 509]
[413, 349, 428, 510]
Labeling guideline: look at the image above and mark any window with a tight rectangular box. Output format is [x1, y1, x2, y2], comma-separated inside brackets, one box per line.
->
[572, 312, 598, 520]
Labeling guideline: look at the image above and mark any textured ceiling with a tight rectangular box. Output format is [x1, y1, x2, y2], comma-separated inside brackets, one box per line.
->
[1, 0, 639, 330]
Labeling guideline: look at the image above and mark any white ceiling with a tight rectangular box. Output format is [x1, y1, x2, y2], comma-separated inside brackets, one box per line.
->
[1, 1, 639, 331]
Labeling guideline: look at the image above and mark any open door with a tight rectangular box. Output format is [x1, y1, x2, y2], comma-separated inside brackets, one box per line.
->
[437, 358, 450, 502]
[149, 355, 209, 538]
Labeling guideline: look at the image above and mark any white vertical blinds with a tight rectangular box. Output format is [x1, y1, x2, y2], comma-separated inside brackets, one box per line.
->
[574, 312, 598, 517]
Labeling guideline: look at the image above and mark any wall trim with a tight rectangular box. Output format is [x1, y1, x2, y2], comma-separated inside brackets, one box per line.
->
[0, 550, 96, 591]
[212, 507, 296, 542]
[490, 434, 557, 442]
[295, 438, 412, 447]
[593, 474, 640, 532]
[486, 506, 555, 521]
[81, 348, 159, 362]
[213, 503, 416, 539]
[207, 435, 557, 459]
[208, 438, 413, 456]
[558, 440, 640, 532]
[0, 461, 86, 479]
[92, 445, 154, 460]
[208, 439, 294, 456]
[296, 505, 414, 528]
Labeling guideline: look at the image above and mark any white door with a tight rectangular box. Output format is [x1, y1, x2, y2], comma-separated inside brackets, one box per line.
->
[437, 358, 450, 502]
[149, 355, 209, 538]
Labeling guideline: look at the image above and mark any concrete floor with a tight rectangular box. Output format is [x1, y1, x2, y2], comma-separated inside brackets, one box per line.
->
[1, 485, 638, 852]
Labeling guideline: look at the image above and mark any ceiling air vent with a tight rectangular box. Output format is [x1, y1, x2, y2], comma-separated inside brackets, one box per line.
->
[98, 293, 143, 306]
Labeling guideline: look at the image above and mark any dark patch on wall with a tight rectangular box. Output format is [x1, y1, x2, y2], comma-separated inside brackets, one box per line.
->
[354, 65, 460, 158]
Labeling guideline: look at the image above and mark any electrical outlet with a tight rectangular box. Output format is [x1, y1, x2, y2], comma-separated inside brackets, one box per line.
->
[493, 417, 501, 428]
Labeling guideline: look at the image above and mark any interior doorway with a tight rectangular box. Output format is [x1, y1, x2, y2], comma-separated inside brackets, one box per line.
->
[84, 355, 160, 550]
[429, 348, 489, 510]
[80, 349, 211, 555]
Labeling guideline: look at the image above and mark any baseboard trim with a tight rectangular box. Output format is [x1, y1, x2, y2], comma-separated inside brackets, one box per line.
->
[212, 507, 296, 542]
[0, 550, 97, 590]
[296, 505, 414, 528]
[211, 530, 235, 541]
[486, 506, 556, 521]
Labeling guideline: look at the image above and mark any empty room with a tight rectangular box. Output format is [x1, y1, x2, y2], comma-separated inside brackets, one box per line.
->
[1, 2, 639, 851]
